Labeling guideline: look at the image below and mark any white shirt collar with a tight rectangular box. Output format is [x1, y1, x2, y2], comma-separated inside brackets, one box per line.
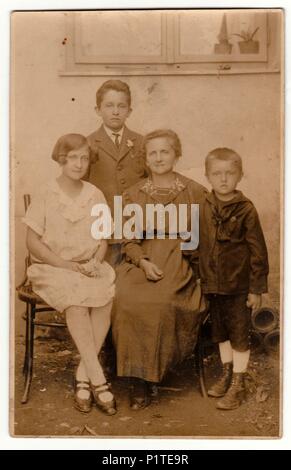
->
[103, 125, 124, 143]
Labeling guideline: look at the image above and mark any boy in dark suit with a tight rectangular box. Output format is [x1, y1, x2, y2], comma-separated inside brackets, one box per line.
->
[87, 80, 146, 266]
[200, 148, 269, 410]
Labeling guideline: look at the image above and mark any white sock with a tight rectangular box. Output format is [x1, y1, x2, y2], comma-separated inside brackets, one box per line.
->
[66, 306, 106, 386]
[73, 303, 113, 400]
[233, 349, 250, 373]
[219, 340, 233, 364]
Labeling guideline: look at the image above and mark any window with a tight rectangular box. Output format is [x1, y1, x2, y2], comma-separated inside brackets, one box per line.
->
[74, 11, 167, 64]
[61, 10, 281, 76]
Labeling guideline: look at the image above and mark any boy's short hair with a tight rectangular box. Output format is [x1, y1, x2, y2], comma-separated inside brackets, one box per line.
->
[141, 129, 182, 160]
[96, 80, 131, 108]
[51, 133, 97, 164]
[205, 147, 243, 175]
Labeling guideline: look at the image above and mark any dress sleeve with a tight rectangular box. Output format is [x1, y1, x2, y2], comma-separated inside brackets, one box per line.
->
[182, 181, 208, 277]
[22, 192, 46, 236]
[245, 205, 269, 294]
[121, 189, 149, 266]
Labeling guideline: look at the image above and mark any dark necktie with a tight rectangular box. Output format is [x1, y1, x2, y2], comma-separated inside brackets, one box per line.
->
[112, 133, 120, 150]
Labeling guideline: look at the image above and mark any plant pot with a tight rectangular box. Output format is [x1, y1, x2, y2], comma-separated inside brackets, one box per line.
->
[238, 40, 259, 54]
[214, 42, 233, 54]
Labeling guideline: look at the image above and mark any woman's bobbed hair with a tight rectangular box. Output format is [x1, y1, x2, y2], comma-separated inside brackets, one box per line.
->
[51, 133, 97, 164]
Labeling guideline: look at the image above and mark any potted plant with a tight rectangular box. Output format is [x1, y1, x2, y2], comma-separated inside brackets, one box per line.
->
[233, 26, 260, 54]
[214, 14, 233, 54]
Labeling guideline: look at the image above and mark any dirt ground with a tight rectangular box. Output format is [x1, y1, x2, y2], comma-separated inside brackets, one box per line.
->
[12, 329, 280, 439]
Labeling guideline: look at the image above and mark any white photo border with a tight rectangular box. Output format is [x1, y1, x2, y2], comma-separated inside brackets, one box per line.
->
[1, 0, 289, 450]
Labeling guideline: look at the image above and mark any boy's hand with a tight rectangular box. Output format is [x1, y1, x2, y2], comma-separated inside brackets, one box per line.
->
[246, 293, 262, 312]
[139, 259, 164, 282]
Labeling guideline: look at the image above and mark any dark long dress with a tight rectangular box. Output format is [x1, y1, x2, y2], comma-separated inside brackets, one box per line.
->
[112, 173, 207, 383]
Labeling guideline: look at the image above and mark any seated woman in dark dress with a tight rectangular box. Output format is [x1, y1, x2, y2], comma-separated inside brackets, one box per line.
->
[112, 129, 207, 409]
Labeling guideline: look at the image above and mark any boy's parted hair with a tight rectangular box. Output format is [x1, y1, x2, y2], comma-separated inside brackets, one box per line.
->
[96, 80, 131, 108]
[140, 129, 182, 160]
[205, 147, 243, 174]
[51, 134, 97, 164]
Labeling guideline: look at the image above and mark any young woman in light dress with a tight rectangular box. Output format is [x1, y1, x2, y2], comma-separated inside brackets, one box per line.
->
[23, 133, 117, 416]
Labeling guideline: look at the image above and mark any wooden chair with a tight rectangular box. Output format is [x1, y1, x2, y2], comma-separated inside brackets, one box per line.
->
[16, 194, 66, 404]
[17, 194, 209, 403]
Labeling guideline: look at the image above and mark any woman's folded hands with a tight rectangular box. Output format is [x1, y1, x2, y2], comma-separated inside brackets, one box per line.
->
[63, 259, 102, 277]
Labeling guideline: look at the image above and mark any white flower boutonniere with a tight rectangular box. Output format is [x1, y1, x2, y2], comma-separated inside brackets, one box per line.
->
[126, 139, 134, 148]
[127, 139, 135, 158]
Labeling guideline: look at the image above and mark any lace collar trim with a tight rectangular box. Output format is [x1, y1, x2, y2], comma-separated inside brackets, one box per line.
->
[48, 179, 96, 223]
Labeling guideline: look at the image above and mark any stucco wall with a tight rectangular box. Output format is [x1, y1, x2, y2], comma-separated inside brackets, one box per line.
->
[12, 12, 282, 329]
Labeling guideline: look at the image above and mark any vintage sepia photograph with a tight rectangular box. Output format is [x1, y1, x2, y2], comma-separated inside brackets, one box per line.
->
[10, 8, 283, 438]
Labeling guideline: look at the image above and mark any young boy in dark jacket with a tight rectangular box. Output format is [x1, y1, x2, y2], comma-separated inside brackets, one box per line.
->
[87, 80, 146, 266]
[200, 148, 269, 410]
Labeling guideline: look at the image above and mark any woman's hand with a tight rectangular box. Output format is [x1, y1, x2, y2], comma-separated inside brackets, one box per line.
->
[246, 293, 262, 312]
[63, 260, 84, 273]
[81, 258, 102, 277]
[64, 259, 102, 278]
[139, 259, 164, 282]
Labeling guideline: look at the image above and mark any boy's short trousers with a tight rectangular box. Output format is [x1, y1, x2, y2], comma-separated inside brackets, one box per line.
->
[206, 294, 251, 351]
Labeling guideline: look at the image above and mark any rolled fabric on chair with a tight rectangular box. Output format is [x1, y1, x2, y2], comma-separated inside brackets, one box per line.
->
[251, 307, 279, 334]
[263, 329, 280, 355]
[249, 329, 264, 354]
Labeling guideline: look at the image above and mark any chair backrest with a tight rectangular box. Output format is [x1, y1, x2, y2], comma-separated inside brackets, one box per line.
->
[24, 194, 32, 268]
[16, 194, 32, 289]
[24, 194, 31, 212]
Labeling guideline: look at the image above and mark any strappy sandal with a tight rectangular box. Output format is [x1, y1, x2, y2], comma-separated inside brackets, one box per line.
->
[90, 382, 117, 416]
[74, 379, 92, 413]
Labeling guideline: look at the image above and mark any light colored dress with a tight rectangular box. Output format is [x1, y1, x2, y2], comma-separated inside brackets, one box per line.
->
[23, 179, 115, 312]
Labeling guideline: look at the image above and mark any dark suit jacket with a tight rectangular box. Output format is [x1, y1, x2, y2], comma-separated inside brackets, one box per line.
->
[199, 190, 269, 295]
[87, 125, 146, 214]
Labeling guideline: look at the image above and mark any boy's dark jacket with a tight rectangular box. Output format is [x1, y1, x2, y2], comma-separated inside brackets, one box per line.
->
[199, 190, 269, 295]
[87, 125, 146, 214]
